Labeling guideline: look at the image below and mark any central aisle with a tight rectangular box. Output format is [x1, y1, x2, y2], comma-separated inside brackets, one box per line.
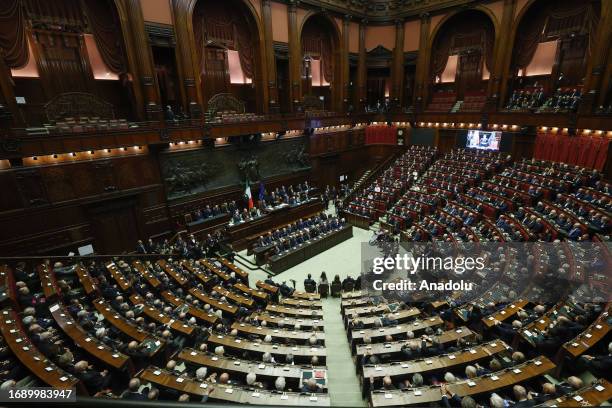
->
[322, 297, 366, 407]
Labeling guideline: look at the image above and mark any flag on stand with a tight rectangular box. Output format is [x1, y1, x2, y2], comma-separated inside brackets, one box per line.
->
[258, 181, 265, 201]
[244, 180, 253, 209]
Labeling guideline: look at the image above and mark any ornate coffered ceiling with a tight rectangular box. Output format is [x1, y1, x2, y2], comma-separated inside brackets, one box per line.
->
[289, 0, 478, 22]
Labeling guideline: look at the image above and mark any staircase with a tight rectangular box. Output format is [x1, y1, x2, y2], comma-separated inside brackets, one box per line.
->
[355, 170, 371, 187]
[451, 100, 463, 113]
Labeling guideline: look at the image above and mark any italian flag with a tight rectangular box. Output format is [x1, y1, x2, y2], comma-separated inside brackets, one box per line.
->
[245, 180, 253, 209]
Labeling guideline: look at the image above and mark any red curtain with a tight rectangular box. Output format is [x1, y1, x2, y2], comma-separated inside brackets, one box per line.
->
[533, 132, 610, 171]
[0, 0, 28, 68]
[83, 0, 126, 74]
[365, 125, 397, 145]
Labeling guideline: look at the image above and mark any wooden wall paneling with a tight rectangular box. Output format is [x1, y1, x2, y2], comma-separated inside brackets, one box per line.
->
[287, 1, 301, 111]
[86, 197, 140, 254]
[391, 19, 405, 107]
[341, 16, 350, 113]
[436, 129, 457, 154]
[0, 203, 91, 255]
[511, 132, 535, 161]
[0, 58, 24, 127]
[262, 0, 278, 111]
[171, 0, 202, 119]
[413, 13, 431, 111]
[487, 0, 517, 111]
[31, 31, 92, 98]
[579, 0, 612, 113]
[125, 0, 162, 120]
[0, 173, 23, 212]
[14, 169, 48, 208]
[92, 160, 118, 193]
[356, 20, 366, 111]
[42, 165, 77, 203]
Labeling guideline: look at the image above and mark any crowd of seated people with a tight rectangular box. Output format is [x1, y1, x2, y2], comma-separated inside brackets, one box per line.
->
[229, 182, 317, 225]
[538, 87, 582, 113]
[0, 248, 346, 402]
[506, 87, 582, 113]
[253, 213, 346, 257]
[343, 147, 437, 224]
[505, 87, 547, 111]
[136, 231, 223, 258]
[180, 182, 317, 228]
[340, 248, 610, 407]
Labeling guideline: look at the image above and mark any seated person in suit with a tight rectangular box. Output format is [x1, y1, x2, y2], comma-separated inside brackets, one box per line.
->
[301, 378, 323, 393]
[74, 360, 111, 394]
[304, 274, 316, 289]
[577, 342, 612, 379]
[122, 378, 149, 400]
[511, 384, 536, 408]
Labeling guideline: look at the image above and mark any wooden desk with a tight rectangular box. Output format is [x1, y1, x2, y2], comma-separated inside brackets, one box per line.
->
[186, 212, 231, 237]
[179, 348, 304, 381]
[257, 280, 279, 294]
[341, 297, 373, 310]
[75, 265, 98, 295]
[232, 322, 324, 344]
[349, 308, 420, 329]
[344, 304, 391, 318]
[218, 257, 249, 284]
[129, 294, 194, 336]
[281, 298, 322, 309]
[160, 291, 219, 325]
[430, 301, 448, 310]
[0, 265, 16, 307]
[157, 259, 188, 286]
[540, 379, 612, 407]
[251, 313, 324, 330]
[227, 199, 325, 251]
[132, 261, 160, 288]
[369, 357, 555, 407]
[0, 309, 80, 389]
[139, 366, 331, 406]
[234, 282, 268, 302]
[200, 259, 231, 282]
[563, 309, 610, 358]
[49, 303, 131, 371]
[266, 304, 323, 318]
[351, 316, 444, 345]
[213, 285, 254, 308]
[292, 291, 321, 300]
[340, 210, 372, 230]
[355, 328, 474, 358]
[181, 260, 213, 286]
[207, 333, 326, 362]
[519, 302, 568, 345]
[93, 298, 162, 353]
[342, 290, 365, 299]
[268, 225, 353, 273]
[106, 262, 131, 291]
[363, 340, 508, 381]
[482, 300, 530, 328]
[38, 264, 60, 301]
[189, 288, 238, 315]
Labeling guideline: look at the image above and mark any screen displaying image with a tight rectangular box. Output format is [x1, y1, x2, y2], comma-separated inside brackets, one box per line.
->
[466, 130, 501, 151]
